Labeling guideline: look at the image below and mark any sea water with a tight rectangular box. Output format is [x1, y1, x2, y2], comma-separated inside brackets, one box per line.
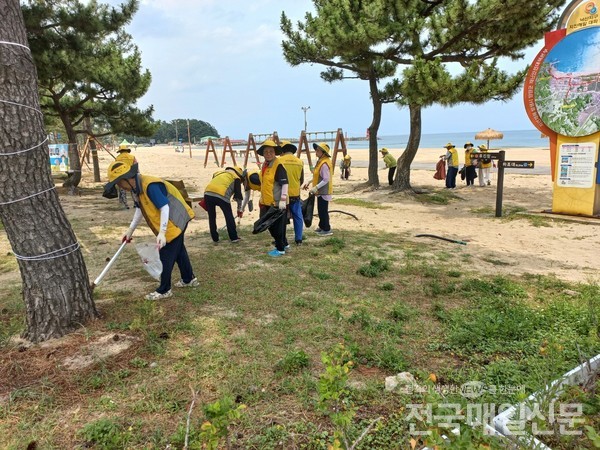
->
[344, 129, 548, 150]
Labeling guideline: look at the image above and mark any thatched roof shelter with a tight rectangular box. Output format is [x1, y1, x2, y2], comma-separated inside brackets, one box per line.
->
[475, 128, 504, 149]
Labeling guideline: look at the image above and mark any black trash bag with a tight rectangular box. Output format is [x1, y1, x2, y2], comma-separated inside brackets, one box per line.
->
[459, 166, 466, 181]
[301, 194, 315, 228]
[253, 207, 286, 234]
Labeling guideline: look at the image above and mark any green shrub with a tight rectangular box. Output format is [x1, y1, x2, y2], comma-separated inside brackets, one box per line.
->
[275, 349, 310, 374]
[358, 258, 390, 278]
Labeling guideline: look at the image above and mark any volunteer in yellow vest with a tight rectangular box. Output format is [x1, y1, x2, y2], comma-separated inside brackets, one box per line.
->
[203, 166, 244, 244]
[441, 142, 459, 189]
[340, 154, 351, 180]
[477, 144, 493, 187]
[258, 139, 289, 257]
[279, 141, 305, 245]
[239, 169, 261, 216]
[303, 142, 333, 236]
[463, 142, 477, 187]
[379, 148, 397, 186]
[104, 160, 197, 301]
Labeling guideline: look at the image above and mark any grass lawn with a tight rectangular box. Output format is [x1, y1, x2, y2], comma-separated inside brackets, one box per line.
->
[0, 225, 598, 449]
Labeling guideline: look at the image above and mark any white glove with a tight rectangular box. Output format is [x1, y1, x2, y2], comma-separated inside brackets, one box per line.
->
[278, 200, 287, 210]
[309, 186, 318, 195]
[156, 232, 167, 249]
[122, 227, 135, 243]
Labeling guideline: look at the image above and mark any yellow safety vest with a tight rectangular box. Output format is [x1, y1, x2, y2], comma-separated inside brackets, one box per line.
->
[448, 148, 459, 167]
[205, 170, 238, 197]
[278, 153, 303, 197]
[465, 148, 475, 166]
[260, 159, 284, 206]
[480, 149, 492, 168]
[312, 157, 333, 195]
[136, 175, 194, 243]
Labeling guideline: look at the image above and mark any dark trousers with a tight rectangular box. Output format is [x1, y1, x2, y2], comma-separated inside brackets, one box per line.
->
[157, 227, 194, 294]
[205, 195, 238, 242]
[466, 165, 476, 186]
[289, 197, 303, 243]
[446, 166, 458, 188]
[317, 196, 330, 232]
[260, 205, 287, 251]
[388, 167, 396, 185]
[341, 168, 350, 180]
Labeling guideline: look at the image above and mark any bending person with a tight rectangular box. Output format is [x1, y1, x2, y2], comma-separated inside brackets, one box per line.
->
[103, 160, 197, 300]
[203, 166, 244, 244]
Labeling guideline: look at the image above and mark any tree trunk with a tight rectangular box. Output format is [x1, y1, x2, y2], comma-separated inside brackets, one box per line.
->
[84, 116, 101, 182]
[393, 103, 422, 191]
[0, 0, 98, 343]
[367, 73, 381, 187]
[62, 115, 82, 188]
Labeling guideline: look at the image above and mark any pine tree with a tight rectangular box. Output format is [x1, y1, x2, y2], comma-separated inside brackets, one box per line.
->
[22, 0, 155, 188]
[0, 0, 98, 343]
[282, 0, 566, 190]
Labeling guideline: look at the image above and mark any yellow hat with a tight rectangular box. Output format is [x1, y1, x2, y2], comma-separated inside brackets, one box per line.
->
[103, 160, 138, 198]
[257, 139, 281, 156]
[280, 140, 297, 153]
[478, 144, 488, 150]
[344, 154, 351, 160]
[313, 142, 331, 157]
[464, 142, 473, 148]
[115, 152, 136, 166]
[379, 148, 389, 154]
[226, 166, 244, 179]
[444, 142, 455, 148]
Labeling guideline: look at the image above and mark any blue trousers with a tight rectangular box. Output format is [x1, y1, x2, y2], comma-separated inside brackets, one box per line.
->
[157, 227, 194, 294]
[289, 198, 303, 243]
[446, 166, 458, 188]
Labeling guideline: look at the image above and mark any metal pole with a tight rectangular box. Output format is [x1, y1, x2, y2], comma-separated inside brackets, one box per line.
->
[187, 119, 192, 158]
[495, 150, 506, 217]
[301, 106, 310, 131]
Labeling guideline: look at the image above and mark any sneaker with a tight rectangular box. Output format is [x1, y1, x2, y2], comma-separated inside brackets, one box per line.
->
[267, 249, 285, 257]
[316, 230, 333, 236]
[145, 290, 173, 300]
[295, 240, 303, 246]
[284, 244, 290, 251]
[174, 277, 199, 288]
[315, 227, 322, 233]
[231, 238, 242, 244]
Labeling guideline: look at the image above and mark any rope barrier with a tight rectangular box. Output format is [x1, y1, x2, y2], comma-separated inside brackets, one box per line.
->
[13, 242, 80, 261]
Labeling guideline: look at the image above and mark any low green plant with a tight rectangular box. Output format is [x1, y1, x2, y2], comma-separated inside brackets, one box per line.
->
[358, 258, 390, 278]
[199, 395, 246, 450]
[78, 418, 132, 449]
[275, 349, 310, 374]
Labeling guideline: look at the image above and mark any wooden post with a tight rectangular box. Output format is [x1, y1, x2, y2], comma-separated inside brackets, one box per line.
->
[244, 133, 261, 167]
[495, 150, 506, 217]
[220, 136, 237, 167]
[331, 128, 348, 172]
[272, 131, 280, 145]
[297, 130, 313, 169]
[187, 119, 192, 159]
[203, 138, 220, 168]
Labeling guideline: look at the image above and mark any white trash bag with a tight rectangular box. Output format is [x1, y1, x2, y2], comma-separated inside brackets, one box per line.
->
[135, 242, 162, 280]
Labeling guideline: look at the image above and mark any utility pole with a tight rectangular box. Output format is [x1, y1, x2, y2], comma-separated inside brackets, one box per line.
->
[301, 106, 310, 132]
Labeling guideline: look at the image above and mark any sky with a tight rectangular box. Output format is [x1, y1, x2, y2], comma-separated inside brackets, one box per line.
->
[110, 0, 554, 139]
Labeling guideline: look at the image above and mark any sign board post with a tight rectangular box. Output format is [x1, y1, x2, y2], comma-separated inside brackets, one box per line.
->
[495, 150, 506, 217]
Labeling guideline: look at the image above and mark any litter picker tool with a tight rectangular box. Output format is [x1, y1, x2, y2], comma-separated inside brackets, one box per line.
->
[90, 241, 128, 291]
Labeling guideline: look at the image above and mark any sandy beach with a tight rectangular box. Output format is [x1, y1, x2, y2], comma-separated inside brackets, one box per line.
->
[3, 143, 598, 286]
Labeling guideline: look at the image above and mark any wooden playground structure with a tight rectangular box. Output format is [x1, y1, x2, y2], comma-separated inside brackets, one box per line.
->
[203, 128, 348, 171]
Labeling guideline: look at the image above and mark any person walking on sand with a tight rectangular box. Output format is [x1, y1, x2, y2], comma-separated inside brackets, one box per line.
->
[203, 166, 244, 244]
[340, 154, 352, 180]
[303, 142, 333, 236]
[103, 160, 198, 300]
[441, 143, 459, 189]
[279, 140, 305, 246]
[258, 139, 289, 257]
[464, 142, 477, 187]
[379, 148, 397, 186]
[477, 144, 493, 186]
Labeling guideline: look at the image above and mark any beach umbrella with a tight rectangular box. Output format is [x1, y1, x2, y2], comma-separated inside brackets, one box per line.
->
[475, 128, 503, 149]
